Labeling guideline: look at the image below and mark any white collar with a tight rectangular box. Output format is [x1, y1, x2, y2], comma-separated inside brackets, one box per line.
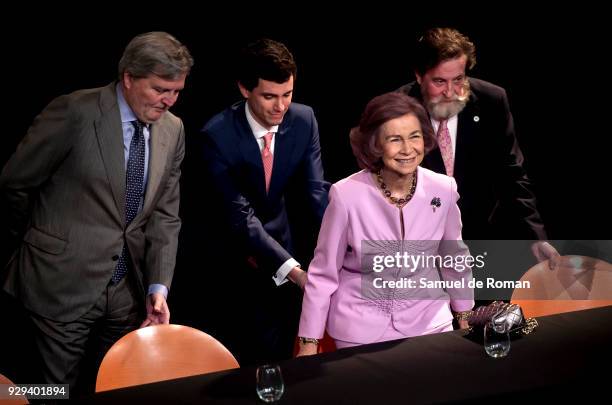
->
[245, 102, 280, 139]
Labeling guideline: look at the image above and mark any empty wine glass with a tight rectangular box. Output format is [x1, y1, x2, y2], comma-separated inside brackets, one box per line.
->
[256, 364, 284, 402]
[484, 321, 511, 358]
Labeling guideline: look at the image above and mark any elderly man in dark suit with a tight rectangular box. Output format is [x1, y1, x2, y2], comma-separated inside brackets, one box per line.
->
[398, 27, 546, 241]
[0, 31, 193, 394]
[201, 38, 329, 366]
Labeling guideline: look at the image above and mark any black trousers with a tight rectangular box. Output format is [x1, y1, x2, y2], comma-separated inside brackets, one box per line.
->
[27, 274, 143, 398]
[0, 290, 39, 384]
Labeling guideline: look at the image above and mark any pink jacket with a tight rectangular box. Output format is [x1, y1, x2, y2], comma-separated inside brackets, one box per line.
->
[299, 168, 474, 344]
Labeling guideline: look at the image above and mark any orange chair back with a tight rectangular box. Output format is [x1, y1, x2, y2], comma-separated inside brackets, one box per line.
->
[512, 255, 612, 317]
[0, 373, 29, 404]
[96, 324, 239, 392]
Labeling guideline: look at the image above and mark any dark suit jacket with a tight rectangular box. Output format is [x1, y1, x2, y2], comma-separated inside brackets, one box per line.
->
[202, 101, 329, 280]
[398, 78, 546, 240]
[0, 82, 184, 322]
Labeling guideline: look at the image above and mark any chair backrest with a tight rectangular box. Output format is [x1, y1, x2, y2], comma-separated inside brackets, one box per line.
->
[0, 373, 29, 404]
[511, 255, 612, 317]
[95, 324, 239, 392]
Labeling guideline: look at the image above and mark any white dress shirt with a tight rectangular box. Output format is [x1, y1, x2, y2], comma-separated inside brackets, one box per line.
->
[245, 103, 300, 286]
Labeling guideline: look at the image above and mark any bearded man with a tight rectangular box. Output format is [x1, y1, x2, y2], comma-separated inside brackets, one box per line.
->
[398, 27, 546, 240]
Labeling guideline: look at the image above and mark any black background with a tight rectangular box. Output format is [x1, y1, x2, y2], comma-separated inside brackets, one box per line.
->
[1, 6, 610, 335]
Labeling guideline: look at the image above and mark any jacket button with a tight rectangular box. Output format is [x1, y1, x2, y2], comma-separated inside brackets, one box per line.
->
[112, 255, 120, 261]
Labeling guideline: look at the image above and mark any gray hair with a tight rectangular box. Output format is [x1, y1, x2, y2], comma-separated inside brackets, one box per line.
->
[118, 31, 194, 80]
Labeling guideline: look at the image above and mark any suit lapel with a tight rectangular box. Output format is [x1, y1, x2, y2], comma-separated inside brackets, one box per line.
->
[235, 103, 268, 194]
[141, 121, 170, 216]
[94, 84, 125, 222]
[238, 131, 263, 177]
[454, 86, 481, 189]
[94, 83, 172, 228]
[269, 115, 296, 197]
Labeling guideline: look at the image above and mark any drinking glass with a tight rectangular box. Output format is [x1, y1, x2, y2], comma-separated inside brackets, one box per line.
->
[256, 364, 284, 402]
[484, 322, 511, 358]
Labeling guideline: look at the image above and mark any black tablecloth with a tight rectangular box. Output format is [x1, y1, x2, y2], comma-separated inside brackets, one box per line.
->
[87, 306, 612, 404]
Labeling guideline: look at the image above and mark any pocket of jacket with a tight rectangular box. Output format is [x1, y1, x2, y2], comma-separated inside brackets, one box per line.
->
[23, 227, 67, 255]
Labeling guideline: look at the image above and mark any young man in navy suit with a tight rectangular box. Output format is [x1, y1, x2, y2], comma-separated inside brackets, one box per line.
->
[201, 39, 329, 365]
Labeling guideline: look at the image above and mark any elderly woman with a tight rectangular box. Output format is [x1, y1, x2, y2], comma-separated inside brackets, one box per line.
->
[297, 92, 474, 355]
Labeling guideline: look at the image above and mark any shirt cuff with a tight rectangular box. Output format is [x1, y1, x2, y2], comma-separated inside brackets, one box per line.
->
[272, 258, 300, 286]
[148, 284, 168, 299]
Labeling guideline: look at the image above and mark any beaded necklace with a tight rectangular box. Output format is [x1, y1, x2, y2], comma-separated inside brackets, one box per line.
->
[375, 168, 417, 208]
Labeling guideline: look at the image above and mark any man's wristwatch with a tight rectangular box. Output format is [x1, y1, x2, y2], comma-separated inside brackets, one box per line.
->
[298, 337, 319, 345]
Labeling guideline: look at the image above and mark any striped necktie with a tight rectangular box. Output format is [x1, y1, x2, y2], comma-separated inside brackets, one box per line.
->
[262, 132, 274, 193]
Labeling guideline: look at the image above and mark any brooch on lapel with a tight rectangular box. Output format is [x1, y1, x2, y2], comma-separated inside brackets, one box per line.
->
[430, 197, 441, 212]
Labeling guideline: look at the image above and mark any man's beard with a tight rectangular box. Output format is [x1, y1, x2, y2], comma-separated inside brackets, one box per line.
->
[423, 81, 470, 121]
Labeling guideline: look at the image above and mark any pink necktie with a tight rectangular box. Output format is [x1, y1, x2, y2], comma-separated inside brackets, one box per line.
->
[437, 120, 454, 177]
[262, 132, 274, 192]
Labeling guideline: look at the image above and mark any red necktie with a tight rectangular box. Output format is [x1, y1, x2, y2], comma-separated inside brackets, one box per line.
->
[262, 132, 274, 192]
[437, 120, 454, 177]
